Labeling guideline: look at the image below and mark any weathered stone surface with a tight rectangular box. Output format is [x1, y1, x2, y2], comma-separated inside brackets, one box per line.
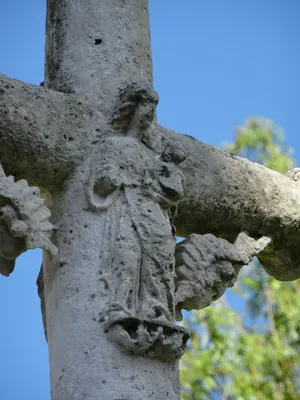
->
[45, 0, 153, 113]
[40, 84, 187, 399]
[2, 71, 300, 283]
[2, 73, 300, 398]
[154, 124, 300, 281]
[256, 168, 300, 281]
[0, 165, 57, 276]
[286, 167, 300, 182]
[175, 232, 270, 320]
[0, 74, 108, 192]
[89, 135, 189, 360]
[38, 84, 189, 364]
[37, 266, 47, 340]
[2, 1, 300, 399]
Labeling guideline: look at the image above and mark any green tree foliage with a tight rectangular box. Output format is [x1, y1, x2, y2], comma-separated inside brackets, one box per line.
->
[180, 118, 300, 400]
[224, 118, 294, 173]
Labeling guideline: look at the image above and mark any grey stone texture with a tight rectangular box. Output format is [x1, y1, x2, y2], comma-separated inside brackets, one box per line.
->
[175, 233, 270, 320]
[39, 83, 188, 399]
[153, 125, 300, 281]
[0, 164, 57, 276]
[1, 1, 300, 399]
[0, 74, 107, 192]
[45, 0, 153, 113]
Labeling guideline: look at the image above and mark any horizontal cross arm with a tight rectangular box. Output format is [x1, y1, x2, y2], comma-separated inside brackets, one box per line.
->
[155, 124, 300, 281]
[0, 74, 102, 193]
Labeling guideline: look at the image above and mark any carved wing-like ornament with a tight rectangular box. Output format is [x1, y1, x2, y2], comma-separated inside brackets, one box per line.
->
[0, 164, 57, 276]
[175, 232, 270, 320]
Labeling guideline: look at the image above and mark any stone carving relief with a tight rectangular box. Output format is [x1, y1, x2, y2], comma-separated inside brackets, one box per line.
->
[175, 232, 270, 320]
[0, 164, 57, 276]
[35, 83, 272, 363]
[86, 84, 189, 361]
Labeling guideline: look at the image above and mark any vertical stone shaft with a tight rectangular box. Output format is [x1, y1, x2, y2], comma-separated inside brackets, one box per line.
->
[44, 165, 181, 400]
[43, 2, 182, 398]
[45, 0, 153, 113]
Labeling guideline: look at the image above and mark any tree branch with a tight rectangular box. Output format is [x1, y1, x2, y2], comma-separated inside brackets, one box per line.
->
[0, 74, 107, 192]
[154, 124, 300, 281]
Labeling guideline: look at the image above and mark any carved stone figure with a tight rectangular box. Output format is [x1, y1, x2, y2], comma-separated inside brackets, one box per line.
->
[2, 1, 300, 398]
[38, 83, 189, 360]
[90, 135, 189, 358]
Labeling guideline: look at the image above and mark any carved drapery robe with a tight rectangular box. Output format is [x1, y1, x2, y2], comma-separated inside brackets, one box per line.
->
[88, 135, 184, 327]
[38, 83, 189, 361]
[42, 133, 188, 359]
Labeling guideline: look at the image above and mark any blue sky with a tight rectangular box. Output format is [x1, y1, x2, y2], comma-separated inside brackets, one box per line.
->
[0, 1, 300, 399]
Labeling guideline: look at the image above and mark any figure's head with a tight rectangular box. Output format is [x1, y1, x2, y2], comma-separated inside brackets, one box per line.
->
[112, 82, 159, 139]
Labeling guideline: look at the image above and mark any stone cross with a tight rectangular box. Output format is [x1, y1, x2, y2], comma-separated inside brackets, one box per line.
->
[1, 1, 300, 399]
